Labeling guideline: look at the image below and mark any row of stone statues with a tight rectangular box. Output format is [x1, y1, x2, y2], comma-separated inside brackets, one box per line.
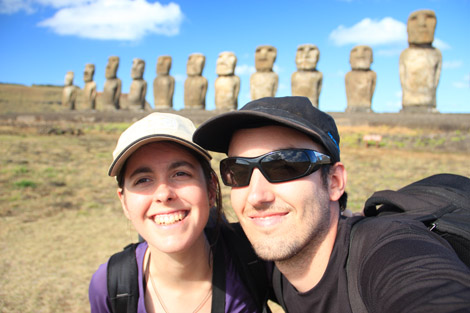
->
[62, 9, 441, 113]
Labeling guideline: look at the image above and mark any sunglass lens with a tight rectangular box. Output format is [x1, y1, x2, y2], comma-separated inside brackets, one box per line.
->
[220, 159, 252, 187]
[261, 150, 311, 182]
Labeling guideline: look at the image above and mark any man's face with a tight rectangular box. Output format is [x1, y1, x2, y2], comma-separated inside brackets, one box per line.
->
[228, 125, 333, 261]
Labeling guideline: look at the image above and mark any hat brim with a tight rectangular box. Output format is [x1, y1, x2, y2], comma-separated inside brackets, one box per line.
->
[193, 110, 326, 154]
[108, 135, 212, 177]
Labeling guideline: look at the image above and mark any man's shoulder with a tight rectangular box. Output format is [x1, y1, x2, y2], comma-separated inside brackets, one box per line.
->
[346, 216, 470, 313]
[349, 215, 451, 256]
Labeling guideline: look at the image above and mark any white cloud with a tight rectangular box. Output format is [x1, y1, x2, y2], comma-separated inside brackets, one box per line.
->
[0, 0, 34, 13]
[380, 91, 402, 112]
[273, 64, 282, 73]
[278, 82, 288, 91]
[443, 60, 463, 70]
[376, 48, 405, 57]
[336, 70, 346, 77]
[0, 0, 91, 13]
[235, 64, 255, 76]
[384, 100, 402, 112]
[453, 74, 470, 89]
[433, 38, 451, 50]
[37, 0, 91, 8]
[31, 0, 184, 40]
[173, 74, 186, 83]
[329, 17, 407, 46]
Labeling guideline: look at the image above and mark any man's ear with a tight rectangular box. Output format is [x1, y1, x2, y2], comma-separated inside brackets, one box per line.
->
[117, 188, 131, 220]
[328, 162, 347, 202]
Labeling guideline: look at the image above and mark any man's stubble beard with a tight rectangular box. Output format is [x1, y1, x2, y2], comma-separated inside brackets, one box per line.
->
[249, 188, 332, 265]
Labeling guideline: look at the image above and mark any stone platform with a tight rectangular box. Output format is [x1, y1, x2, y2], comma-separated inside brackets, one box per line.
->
[1, 109, 469, 131]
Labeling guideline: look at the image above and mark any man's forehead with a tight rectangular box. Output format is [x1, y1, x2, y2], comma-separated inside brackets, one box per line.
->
[227, 125, 324, 155]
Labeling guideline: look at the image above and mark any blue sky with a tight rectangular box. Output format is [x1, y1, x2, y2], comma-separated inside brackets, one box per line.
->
[0, 0, 469, 113]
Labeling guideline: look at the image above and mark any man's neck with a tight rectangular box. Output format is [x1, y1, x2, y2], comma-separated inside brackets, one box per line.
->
[275, 209, 339, 293]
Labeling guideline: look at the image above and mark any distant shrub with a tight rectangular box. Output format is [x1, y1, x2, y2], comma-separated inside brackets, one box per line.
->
[14, 180, 37, 188]
[31, 84, 62, 88]
[14, 166, 29, 174]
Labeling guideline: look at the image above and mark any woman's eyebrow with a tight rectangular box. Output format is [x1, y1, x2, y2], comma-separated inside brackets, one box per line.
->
[168, 161, 196, 171]
[129, 166, 152, 179]
[129, 161, 195, 178]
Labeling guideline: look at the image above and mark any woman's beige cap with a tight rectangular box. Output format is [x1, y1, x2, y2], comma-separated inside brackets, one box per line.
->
[108, 112, 212, 177]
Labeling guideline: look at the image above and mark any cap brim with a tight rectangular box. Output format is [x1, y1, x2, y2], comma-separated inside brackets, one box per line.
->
[108, 135, 212, 177]
[193, 110, 325, 154]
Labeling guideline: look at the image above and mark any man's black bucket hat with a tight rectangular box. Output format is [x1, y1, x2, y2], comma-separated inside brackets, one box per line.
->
[193, 96, 341, 162]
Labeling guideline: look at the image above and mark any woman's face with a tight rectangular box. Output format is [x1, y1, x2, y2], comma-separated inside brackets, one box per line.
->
[118, 141, 214, 254]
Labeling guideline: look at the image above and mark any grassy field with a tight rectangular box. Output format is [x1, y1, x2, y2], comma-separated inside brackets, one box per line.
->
[0, 121, 469, 312]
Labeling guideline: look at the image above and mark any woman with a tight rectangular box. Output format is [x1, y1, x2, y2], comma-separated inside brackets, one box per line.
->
[89, 112, 270, 313]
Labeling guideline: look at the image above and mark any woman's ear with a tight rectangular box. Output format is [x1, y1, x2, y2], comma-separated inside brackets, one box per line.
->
[328, 162, 347, 202]
[208, 172, 218, 208]
[117, 188, 131, 220]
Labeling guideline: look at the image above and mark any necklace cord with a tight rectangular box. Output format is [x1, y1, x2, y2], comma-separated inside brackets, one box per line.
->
[145, 251, 212, 313]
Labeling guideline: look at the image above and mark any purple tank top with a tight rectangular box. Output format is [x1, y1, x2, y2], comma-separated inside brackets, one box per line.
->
[89, 242, 259, 313]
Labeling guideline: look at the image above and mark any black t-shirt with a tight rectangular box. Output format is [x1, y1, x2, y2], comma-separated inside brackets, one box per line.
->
[277, 216, 470, 313]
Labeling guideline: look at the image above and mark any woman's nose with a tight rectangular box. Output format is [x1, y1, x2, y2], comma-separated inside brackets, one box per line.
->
[153, 182, 175, 203]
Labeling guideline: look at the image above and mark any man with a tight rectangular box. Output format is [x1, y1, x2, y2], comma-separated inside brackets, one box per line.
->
[193, 96, 470, 312]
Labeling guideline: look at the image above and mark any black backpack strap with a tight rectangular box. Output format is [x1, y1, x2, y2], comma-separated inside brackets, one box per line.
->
[364, 190, 414, 215]
[107, 243, 140, 313]
[346, 218, 368, 313]
[220, 223, 272, 313]
[364, 174, 470, 217]
[209, 227, 226, 313]
[272, 266, 287, 312]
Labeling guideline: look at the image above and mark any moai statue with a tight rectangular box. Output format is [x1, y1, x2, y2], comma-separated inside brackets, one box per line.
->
[62, 71, 77, 110]
[291, 44, 322, 108]
[153, 56, 175, 109]
[184, 53, 207, 109]
[399, 9, 441, 112]
[250, 45, 278, 100]
[215, 51, 240, 110]
[345, 45, 377, 112]
[103, 56, 122, 110]
[128, 58, 147, 110]
[83, 64, 97, 110]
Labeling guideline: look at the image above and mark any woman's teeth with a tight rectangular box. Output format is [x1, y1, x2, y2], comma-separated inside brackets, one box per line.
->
[154, 211, 187, 225]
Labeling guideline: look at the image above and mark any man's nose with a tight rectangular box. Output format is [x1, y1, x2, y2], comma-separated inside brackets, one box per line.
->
[246, 168, 275, 208]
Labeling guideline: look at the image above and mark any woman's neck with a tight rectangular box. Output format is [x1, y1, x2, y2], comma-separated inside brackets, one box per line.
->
[146, 232, 212, 287]
[144, 233, 213, 313]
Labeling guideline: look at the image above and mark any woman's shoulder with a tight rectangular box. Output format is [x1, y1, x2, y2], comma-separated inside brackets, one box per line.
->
[89, 261, 110, 312]
[88, 241, 148, 313]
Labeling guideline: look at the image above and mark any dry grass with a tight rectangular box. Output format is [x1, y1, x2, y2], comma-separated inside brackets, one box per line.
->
[0, 122, 468, 313]
[0, 84, 64, 114]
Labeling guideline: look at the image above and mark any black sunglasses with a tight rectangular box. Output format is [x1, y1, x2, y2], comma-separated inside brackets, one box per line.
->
[220, 149, 332, 187]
